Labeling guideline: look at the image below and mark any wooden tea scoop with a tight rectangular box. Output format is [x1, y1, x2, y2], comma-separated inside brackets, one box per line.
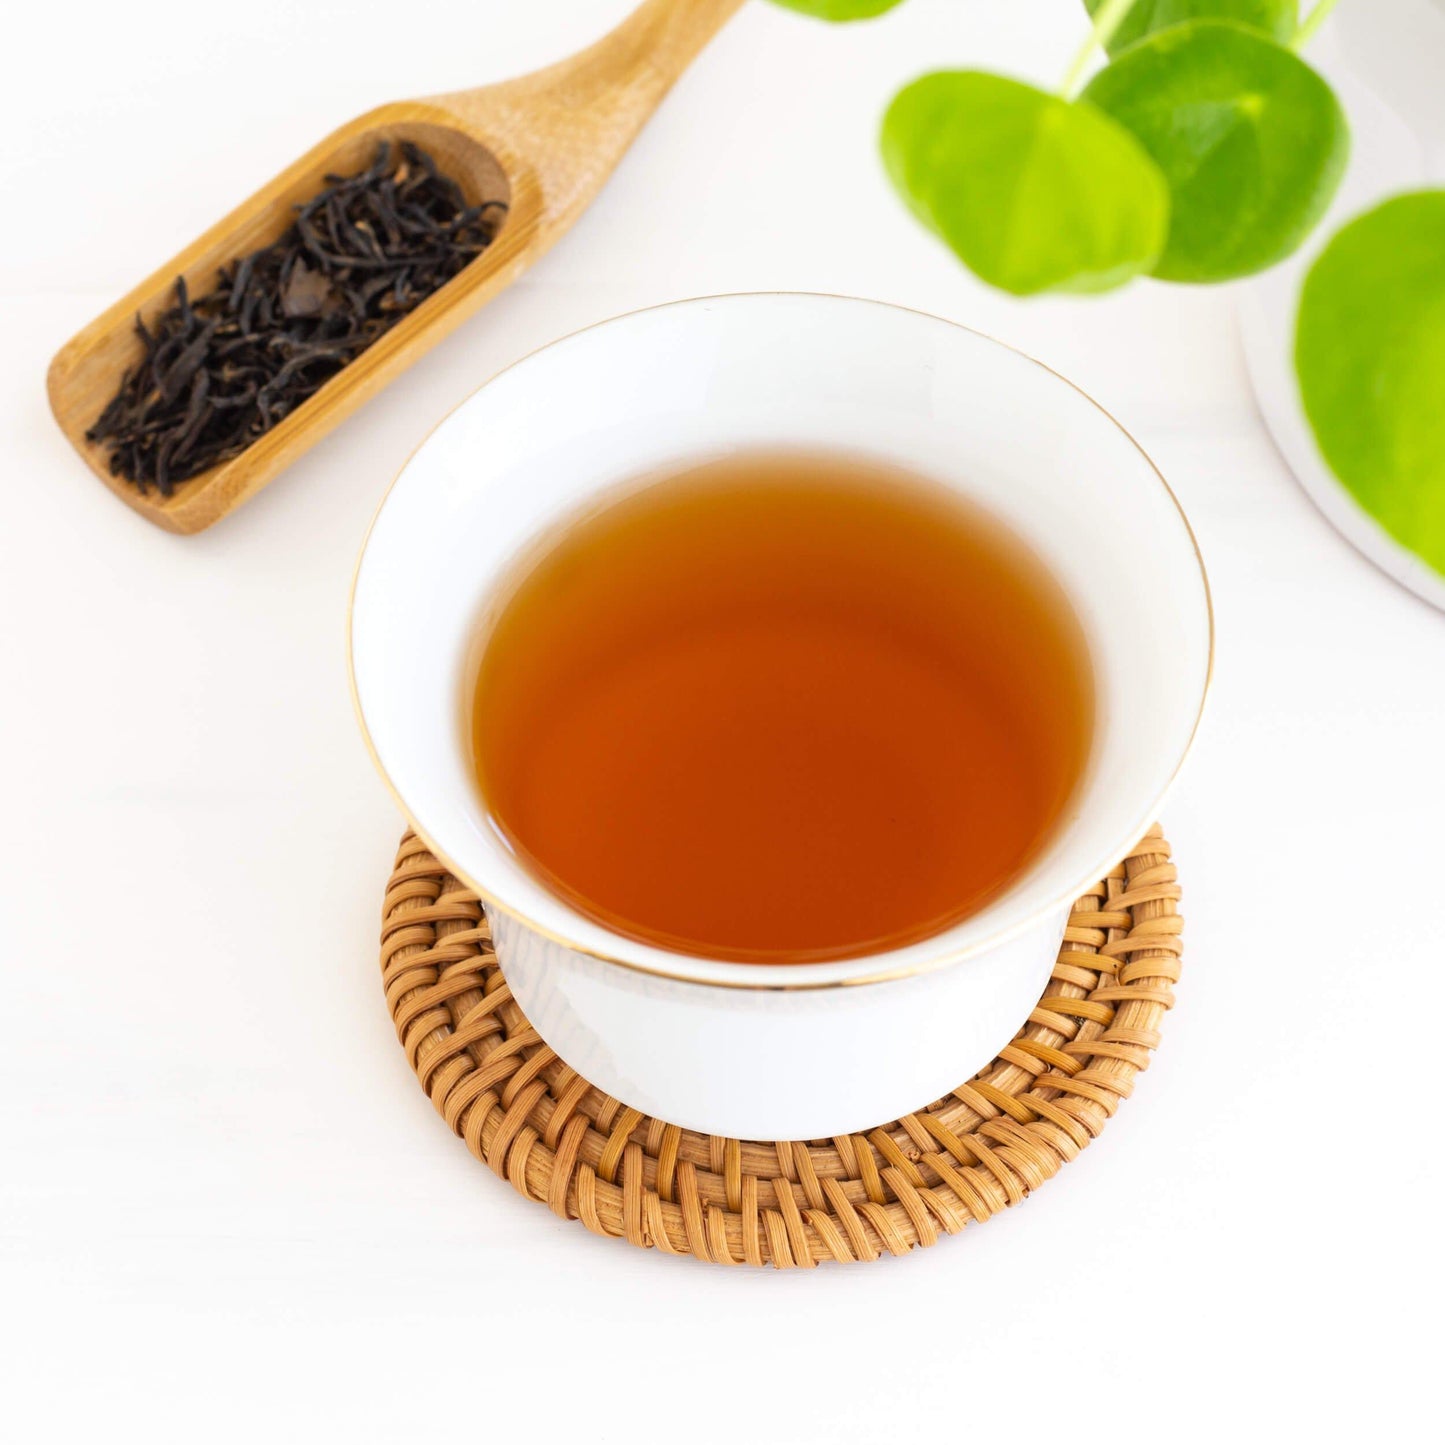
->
[47, 0, 744, 535]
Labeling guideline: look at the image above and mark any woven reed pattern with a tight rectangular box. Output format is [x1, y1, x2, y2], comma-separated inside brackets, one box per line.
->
[380, 825, 1180, 1266]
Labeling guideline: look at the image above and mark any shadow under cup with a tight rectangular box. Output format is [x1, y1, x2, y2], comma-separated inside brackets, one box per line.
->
[350, 293, 1211, 1139]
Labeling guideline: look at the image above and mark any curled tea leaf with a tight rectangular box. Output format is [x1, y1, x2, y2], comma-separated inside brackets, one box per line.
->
[880, 72, 1169, 296]
[1083, 0, 1297, 56]
[1296, 191, 1445, 578]
[1083, 20, 1347, 281]
[280, 261, 334, 319]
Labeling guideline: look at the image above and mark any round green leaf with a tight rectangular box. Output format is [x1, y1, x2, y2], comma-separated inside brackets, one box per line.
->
[1083, 0, 1297, 56]
[1082, 20, 1348, 282]
[1296, 191, 1445, 578]
[767, 0, 907, 19]
[880, 72, 1169, 296]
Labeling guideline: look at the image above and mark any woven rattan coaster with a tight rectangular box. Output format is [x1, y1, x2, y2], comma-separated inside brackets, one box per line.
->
[381, 825, 1181, 1266]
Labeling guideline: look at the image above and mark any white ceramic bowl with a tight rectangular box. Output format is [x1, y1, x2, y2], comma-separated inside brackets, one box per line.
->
[350, 293, 1212, 1140]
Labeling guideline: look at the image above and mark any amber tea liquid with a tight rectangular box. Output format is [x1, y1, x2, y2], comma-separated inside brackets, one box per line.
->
[470, 452, 1093, 963]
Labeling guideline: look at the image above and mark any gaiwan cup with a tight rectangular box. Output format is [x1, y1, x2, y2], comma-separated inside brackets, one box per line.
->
[350, 293, 1212, 1141]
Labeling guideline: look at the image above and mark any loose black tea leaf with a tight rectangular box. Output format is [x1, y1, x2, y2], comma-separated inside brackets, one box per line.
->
[87, 142, 507, 496]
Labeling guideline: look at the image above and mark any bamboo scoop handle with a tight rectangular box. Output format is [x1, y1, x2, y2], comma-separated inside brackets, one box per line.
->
[435, 0, 748, 232]
[46, 0, 749, 535]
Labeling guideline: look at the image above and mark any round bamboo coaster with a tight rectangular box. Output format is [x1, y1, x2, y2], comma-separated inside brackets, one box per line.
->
[380, 825, 1181, 1266]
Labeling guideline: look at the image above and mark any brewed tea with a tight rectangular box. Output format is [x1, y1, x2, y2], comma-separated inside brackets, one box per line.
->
[470, 452, 1093, 963]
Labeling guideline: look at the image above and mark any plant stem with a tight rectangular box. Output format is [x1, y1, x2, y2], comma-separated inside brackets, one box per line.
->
[1293, 0, 1342, 50]
[1059, 0, 1143, 97]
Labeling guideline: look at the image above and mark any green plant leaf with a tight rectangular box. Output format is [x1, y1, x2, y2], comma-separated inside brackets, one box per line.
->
[880, 72, 1169, 296]
[767, 0, 908, 19]
[1082, 20, 1347, 281]
[1296, 191, 1445, 578]
[1083, 0, 1297, 56]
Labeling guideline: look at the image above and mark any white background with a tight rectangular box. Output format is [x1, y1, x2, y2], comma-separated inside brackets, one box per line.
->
[3, 1, 1441, 1438]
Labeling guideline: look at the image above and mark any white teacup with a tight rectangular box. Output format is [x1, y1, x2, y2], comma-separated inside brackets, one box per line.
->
[350, 293, 1211, 1140]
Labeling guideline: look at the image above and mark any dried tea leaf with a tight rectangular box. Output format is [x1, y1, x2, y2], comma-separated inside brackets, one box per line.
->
[281, 260, 334, 319]
[87, 143, 507, 495]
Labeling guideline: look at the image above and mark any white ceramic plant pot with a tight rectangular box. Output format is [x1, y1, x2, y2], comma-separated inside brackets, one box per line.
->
[1239, 0, 1445, 611]
[350, 293, 1212, 1141]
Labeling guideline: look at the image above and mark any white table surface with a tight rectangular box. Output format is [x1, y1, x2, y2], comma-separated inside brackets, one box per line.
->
[4, 1, 1440, 1438]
